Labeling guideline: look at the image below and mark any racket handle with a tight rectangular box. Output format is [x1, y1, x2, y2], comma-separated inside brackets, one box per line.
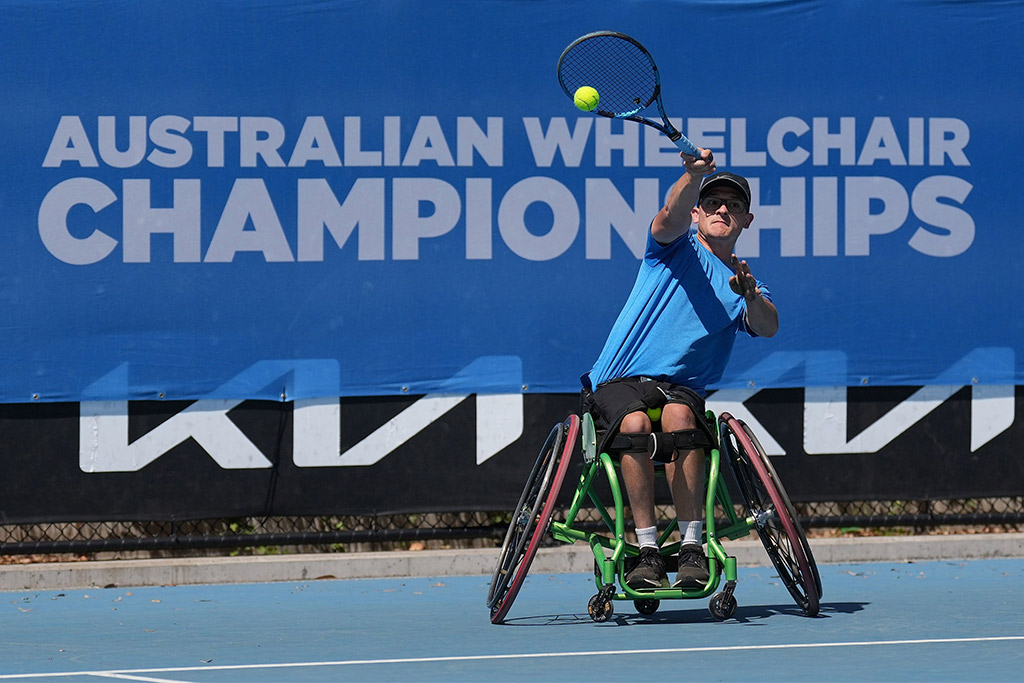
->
[669, 132, 706, 160]
[675, 136, 716, 163]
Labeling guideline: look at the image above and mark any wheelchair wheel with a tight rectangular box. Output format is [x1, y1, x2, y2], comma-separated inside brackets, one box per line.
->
[709, 591, 737, 621]
[634, 598, 660, 615]
[588, 592, 614, 622]
[719, 413, 821, 617]
[487, 414, 579, 624]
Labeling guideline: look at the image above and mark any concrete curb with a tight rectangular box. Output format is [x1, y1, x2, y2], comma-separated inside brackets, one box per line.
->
[1, 533, 1022, 592]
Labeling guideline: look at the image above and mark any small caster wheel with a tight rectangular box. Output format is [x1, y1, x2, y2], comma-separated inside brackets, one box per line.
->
[588, 593, 614, 622]
[709, 591, 737, 620]
[634, 598, 660, 615]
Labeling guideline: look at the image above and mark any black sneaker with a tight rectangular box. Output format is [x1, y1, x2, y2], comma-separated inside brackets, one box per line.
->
[673, 544, 710, 589]
[626, 547, 669, 590]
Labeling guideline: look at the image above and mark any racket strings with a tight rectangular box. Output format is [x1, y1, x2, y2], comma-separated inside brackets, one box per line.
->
[558, 35, 658, 117]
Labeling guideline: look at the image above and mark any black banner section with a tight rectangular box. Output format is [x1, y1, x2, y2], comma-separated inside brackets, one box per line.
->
[0, 387, 1021, 524]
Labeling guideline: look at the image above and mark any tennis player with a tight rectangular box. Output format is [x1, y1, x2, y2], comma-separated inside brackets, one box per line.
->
[581, 151, 777, 590]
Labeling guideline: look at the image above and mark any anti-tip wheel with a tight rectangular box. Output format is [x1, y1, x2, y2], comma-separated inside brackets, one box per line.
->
[634, 598, 660, 615]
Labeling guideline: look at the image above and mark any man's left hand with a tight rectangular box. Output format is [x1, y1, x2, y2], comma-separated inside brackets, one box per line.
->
[729, 254, 760, 301]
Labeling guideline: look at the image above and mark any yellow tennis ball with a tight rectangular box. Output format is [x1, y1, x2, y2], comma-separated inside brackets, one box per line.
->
[646, 407, 662, 422]
[574, 86, 600, 112]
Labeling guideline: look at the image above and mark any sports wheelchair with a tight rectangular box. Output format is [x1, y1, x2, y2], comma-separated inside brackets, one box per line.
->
[487, 410, 822, 623]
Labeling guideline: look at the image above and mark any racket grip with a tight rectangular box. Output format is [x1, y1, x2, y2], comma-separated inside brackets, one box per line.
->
[671, 133, 707, 160]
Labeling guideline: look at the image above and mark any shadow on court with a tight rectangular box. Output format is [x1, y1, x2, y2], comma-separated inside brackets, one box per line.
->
[500, 600, 869, 627]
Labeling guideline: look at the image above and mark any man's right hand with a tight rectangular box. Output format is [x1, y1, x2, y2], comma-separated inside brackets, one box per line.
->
[682, 148, 716, 177]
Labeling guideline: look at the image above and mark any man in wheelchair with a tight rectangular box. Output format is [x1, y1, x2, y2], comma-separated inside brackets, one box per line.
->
[580, 152, 778, 592]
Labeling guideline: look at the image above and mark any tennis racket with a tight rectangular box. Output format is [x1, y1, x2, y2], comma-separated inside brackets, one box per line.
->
[557, 31, 708, 160]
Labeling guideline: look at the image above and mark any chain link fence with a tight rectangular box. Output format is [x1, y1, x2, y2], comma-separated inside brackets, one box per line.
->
[2, 497, 1022, 563]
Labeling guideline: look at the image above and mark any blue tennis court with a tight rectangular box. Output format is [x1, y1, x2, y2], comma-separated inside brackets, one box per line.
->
[1, 557, 1021, 681]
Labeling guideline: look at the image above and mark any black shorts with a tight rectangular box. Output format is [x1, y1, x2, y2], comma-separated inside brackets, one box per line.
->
[580, 376, 711, 454]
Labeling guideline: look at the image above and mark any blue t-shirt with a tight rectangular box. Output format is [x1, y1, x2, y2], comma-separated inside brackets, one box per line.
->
[587, 229, 771, 395]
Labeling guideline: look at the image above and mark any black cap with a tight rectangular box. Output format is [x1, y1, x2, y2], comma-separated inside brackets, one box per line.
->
[698, 172, 751, 205]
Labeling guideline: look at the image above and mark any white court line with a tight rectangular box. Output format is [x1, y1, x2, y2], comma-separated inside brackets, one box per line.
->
[92, 674, 194, 683]
[4, 636, 1023, 679]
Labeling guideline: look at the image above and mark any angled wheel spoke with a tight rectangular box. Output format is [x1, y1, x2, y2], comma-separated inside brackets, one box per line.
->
[720, 413, 821, 617]
[487, 415, 579, 623]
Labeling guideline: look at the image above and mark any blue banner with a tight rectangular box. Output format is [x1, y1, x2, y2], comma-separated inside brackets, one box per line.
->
[1, 0, 1020, 402]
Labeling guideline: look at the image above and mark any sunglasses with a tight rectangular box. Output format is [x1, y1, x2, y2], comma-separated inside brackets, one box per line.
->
[699, 196, 749, 214]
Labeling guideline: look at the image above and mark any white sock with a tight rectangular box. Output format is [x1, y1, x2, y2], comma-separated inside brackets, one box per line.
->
[636, 525, 659, 549]
[678, 520, 703, 546]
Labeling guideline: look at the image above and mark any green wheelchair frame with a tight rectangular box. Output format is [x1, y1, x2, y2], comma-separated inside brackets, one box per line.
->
[487, 411, 822, 624]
